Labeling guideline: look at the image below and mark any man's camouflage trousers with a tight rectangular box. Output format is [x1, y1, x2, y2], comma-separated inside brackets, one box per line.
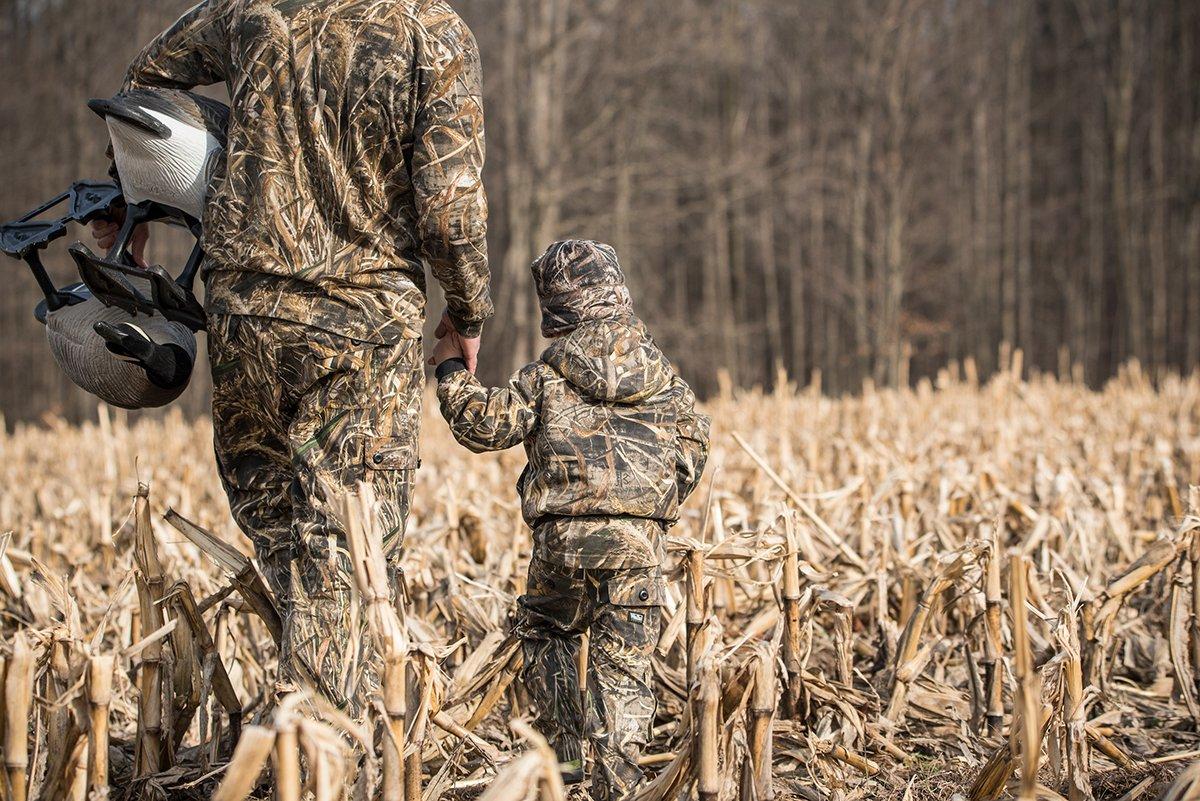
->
[208, 314, 421, 711]
[515, 554, 665, 801]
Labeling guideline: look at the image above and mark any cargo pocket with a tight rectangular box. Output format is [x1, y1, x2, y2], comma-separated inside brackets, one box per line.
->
[363, 426, 420, 556]
[366, 427, 420, 471]
[602, 568, 664, 651]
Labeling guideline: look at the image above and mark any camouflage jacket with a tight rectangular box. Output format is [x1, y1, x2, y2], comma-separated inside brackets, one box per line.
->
[438, 240, 711, 568]
[122, 0, 493, 342]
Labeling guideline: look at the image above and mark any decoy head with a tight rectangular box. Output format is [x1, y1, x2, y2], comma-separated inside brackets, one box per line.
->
[87, 96, 172, 138]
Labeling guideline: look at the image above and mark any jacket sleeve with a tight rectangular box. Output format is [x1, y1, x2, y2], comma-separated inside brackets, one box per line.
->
[411, 5, 493, 339]
[437, 362, 542, 453]
[673, 378, 712, 504]
[122, 1, 230, 91]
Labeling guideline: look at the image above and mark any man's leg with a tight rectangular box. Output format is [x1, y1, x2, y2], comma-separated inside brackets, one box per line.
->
[588, 567, 664, 801]
[207, 315, 297, 616]
[285, 333, 423, 711]
[515, 556, 591, 775]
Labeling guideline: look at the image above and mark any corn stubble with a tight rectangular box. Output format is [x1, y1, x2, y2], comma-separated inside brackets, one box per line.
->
[0, 360, 1198, 800]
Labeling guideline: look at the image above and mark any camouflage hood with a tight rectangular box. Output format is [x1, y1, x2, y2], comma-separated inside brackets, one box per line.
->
[532, 240, 634, 337]
[532, 240, 670, 403]
[543, 319, 673, 404]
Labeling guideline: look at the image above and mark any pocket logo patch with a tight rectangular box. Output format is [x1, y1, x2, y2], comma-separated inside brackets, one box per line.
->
[629, 611, 645, 624]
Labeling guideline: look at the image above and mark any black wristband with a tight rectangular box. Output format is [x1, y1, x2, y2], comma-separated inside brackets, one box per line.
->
[436, 358, 469, 381]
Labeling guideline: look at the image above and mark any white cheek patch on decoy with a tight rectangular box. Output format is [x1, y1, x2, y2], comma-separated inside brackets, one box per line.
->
[107, 108, 222, 220]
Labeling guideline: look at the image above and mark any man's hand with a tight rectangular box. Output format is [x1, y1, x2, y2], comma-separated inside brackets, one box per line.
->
[90, 209, 150, 268]
[434, 310, 481, 374]
[428, 332, 465, 367]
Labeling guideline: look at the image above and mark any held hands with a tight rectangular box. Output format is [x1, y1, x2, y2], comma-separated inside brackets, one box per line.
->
[429, 331, 464, 367]
[428, 310, 481, 373]
[89, 208, 150, 268]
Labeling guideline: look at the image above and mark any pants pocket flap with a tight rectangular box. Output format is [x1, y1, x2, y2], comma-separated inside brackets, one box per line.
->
[367, 434, 419, 470]
[606, 570, 664, 606]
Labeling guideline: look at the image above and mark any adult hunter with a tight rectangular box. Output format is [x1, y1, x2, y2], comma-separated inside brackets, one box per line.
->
[92, 0, 492, 710]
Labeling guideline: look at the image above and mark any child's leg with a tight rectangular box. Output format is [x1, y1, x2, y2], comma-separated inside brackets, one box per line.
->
[515, 556, 591, 769]
[587, 566, 664, 801]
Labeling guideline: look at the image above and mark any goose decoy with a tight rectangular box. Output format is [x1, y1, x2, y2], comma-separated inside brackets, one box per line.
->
[0, 88, 229, 409]
[42, 290, 199, 409]
[74, 88, 229, 401]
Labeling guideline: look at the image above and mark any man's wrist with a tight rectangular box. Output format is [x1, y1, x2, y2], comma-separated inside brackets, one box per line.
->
[436, 358, 469, 381]
[446, 311, 484, 340]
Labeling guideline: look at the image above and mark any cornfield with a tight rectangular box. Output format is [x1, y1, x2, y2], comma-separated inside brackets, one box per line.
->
[1, 356, 1199, 801]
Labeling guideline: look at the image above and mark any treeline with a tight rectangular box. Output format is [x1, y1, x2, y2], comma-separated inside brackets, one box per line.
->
[1, 0, 1198, 422]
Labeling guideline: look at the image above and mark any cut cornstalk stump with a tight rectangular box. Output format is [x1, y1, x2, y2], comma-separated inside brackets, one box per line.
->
[382, 649, 408, 801]
[982, 527, 1005, 737]
[132, 484, 168, 776]
[87, 655, 115, 800]
[1009, 554, 1040, 801]
[5, 633, 34, 801]
[343, 485, 410, 801]
[695, 659, 720, 801]
[746, 645, 776, 801]
[405, 655, 434, 801]
[685, 547, 708, 690]
[1056, 609, 1091, 801]
[273, 713, 301, 801]
[780, 516, 803, 718]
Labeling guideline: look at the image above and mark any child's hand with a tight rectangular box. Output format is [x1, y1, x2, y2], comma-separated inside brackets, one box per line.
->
[428, 334, 465, 366]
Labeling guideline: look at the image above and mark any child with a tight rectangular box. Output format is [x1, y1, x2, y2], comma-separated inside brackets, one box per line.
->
[432, 240, 711, 801]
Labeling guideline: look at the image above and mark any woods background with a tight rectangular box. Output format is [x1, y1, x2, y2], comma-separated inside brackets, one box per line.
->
[0, 0, 1197, 423]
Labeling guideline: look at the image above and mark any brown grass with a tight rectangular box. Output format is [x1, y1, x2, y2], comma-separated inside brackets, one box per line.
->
[0, 358, 1198, 800]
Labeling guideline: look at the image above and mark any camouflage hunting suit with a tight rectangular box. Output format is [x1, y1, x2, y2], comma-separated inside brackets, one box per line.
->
[122, 0, 492, 343]
[437, 241, 711, 800]
[122, 0, 493, 709]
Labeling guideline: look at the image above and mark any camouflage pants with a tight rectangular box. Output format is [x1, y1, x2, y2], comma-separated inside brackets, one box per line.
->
[208, 314, 421, 712]
[515, 556, 664, 801]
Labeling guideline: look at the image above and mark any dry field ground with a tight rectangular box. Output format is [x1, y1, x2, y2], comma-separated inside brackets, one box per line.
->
[0, 361, 1199, 801]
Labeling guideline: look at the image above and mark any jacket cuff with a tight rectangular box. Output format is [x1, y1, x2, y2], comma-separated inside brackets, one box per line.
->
[447, 311, 485, 339]
[436, 358, 469, 381]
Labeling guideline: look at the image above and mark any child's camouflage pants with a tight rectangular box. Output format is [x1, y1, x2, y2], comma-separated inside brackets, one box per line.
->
[515, 554, 665, 801]
[208, 314, 421, 711]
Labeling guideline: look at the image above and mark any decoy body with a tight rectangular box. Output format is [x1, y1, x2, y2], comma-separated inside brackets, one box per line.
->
[0, 88, 228, 410]
[44, 291, 198, 409]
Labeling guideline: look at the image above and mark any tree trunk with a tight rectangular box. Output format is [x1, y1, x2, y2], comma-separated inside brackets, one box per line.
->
[1110, 0, 1145, 365]
[851, 125, 873, 386]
